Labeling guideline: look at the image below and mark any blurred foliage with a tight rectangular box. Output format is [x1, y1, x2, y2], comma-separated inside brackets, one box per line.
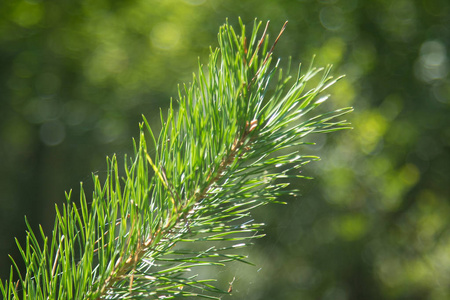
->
[0, 0, 449, 299]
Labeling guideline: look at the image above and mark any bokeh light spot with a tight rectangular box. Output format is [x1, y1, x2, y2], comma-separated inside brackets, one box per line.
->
[24, 98, 62, 124]
[333, 214, 368, 241]
[320, 37, 346, 64]
[95, 115, 126, 144]
[39, 120, 66, 146]
[10, 1, 43, 28]
[399, 163, 420, 186]
[319, 6, 345, 31]
[356, 111, 387, 154]
[415, 40, 448, 83]
[151, 22, 181, 50]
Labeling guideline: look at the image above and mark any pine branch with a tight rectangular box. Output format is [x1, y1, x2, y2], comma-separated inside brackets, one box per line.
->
[0, 18, 352, 299]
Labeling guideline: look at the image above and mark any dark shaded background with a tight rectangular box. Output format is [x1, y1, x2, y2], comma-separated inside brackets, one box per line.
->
[1, 0, 450, 299]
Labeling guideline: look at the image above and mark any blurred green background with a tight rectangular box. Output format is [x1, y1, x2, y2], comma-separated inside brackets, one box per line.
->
[1, 0, 450, 299]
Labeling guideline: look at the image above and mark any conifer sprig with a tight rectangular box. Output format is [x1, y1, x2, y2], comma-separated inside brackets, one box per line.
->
[0, 19, 352, 299]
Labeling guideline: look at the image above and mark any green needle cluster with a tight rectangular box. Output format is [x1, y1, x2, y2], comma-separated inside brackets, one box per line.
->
[1, 19, 352, 299]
